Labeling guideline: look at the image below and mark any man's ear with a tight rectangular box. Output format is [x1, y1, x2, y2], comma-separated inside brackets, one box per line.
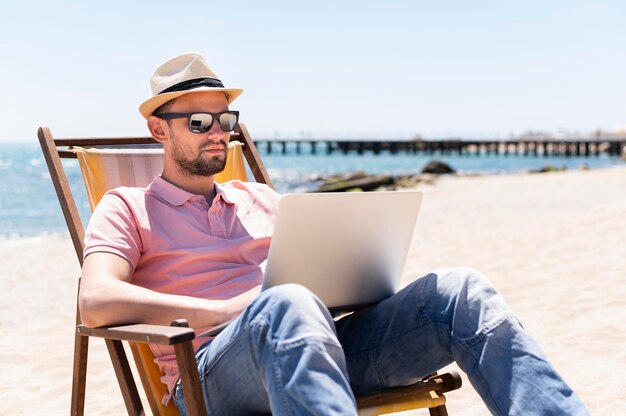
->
[148, 116, 168, 144]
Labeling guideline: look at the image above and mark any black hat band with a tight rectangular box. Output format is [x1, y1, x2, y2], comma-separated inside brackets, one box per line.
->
[159, 77, 225, 94]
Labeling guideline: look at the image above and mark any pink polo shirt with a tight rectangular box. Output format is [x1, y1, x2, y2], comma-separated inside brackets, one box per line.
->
[84, 176, 280, 401]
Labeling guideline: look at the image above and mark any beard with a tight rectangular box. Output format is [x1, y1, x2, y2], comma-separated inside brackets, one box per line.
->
[170, 132, 228, 177]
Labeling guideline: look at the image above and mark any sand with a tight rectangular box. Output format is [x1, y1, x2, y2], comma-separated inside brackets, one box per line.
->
[1, 166, 625, 415]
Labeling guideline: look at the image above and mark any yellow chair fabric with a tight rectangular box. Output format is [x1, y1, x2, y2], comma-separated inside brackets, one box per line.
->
[359, 391, 446, 416]
[74, 141, 248, 208]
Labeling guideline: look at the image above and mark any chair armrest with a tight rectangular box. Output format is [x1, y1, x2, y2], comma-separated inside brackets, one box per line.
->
[356, 371, 462, 409]
[76, 323, 195, 345]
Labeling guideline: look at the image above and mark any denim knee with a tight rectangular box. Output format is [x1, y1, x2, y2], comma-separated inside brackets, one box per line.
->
[431, 267, 499, 306]
[252, 284, 339, 345]
[419, 267, 515, 346]
[260, 283, 319, 304]
[256, 283, 327, 317]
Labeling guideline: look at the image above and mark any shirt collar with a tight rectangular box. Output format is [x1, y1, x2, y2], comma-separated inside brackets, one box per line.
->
[214, 182, 236, 205]
[149, 176, 236, 207]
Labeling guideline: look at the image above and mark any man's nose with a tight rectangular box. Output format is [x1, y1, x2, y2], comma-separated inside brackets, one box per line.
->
[206, 119, 230, 143]
[206, 118, 225, 136]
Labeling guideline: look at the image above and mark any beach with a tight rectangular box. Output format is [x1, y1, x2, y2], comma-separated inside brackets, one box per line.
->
[1, 166, 625, 415]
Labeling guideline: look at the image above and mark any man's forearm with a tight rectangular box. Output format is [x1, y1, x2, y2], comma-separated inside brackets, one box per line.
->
[79, 278, 254, 328]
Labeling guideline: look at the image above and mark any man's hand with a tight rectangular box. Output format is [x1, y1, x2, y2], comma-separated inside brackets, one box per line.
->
[233, 285, 262, 307]
[218, 285, 261, 322]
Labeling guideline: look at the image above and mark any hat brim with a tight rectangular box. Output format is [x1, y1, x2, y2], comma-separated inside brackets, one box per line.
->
[139, 87, 243, 119]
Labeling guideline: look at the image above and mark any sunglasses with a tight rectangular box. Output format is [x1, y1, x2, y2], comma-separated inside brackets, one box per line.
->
[157, 111, 240, 133]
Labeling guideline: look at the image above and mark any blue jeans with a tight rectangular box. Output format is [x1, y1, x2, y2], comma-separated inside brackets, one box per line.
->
[173, 267, 588, 415]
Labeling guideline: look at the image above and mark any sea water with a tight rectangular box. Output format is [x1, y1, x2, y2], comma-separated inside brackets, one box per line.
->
[1, 142, 623, 237]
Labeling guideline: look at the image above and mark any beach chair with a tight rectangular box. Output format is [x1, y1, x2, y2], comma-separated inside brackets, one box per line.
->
[38, 124, 461, 416]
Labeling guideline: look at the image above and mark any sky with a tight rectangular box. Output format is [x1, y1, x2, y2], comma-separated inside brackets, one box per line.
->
[1, 0, 625, 142]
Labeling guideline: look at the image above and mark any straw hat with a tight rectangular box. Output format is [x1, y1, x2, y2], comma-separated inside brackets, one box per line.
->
[139, 52, 243, 119]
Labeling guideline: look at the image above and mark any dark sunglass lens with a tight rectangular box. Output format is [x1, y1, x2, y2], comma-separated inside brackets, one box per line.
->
[218, 112, 238, 132]
[188, 114, 213, 133]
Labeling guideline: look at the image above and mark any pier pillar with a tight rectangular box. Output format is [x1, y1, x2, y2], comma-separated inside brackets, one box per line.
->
[537, 142, 545, 156]
[609, 141, 620, 156]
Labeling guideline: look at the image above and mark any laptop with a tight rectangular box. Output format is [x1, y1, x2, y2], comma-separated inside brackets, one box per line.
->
[200, 190, 423, 337]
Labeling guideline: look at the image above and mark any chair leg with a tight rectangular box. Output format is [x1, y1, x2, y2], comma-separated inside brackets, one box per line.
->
[429, 404, 449, 416]
[172, 319, 208, 416]
[70, 333, 89, 416]
[105, 339, 144, 415]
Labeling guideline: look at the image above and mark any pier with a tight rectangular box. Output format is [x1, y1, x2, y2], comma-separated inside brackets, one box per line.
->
[253, 137, 626, 157]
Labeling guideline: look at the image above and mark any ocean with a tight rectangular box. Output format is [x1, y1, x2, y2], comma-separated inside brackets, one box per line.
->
[1, 142, 623, 237]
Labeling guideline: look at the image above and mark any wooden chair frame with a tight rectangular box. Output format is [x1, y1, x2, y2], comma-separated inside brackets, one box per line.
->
[38, 123, 461, 416]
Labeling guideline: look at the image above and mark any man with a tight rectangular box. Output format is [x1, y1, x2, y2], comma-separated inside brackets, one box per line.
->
[80, 52, 587, 415]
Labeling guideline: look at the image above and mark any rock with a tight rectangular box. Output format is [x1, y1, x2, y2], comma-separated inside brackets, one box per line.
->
[417, 173, 438, 185]
[421, 160, 456, 175]
[393, 175, 423, 188]
[337, 170, 369, 181]
[313, 169, 445, 192]
[316, 173, 394, 192]
[529, 165, 567, 174]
